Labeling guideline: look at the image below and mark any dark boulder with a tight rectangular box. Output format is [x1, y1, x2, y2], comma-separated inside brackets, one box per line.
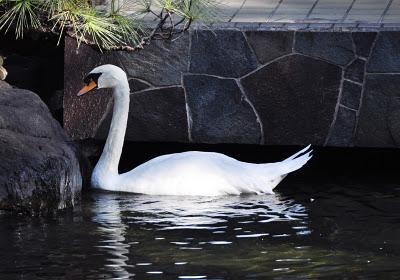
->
[0, 84, 82, 214]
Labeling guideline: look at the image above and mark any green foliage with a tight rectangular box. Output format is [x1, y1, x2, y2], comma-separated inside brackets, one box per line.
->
[0, 0, 41, 39]
[0, 0, 220, 50]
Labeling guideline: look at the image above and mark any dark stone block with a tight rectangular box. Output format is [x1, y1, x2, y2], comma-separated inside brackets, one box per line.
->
[128, 78, 151, 92]
[295, 32, 355, 66]
[190, 30, 258, 78]
[367, 32, 400, 73]
[119, 34, 189, 86]
[96, 87, 188, 142]
[183, 75, 261, 144]
[341, 81, 362, 110]
[352, 32, 377, 58]
[345, 59, 365, 83]
[244, 31, 293, 64]
[64, 37, 118, 140]
[241, 54, 341, 145]
[326, 106, 357, 147]
[355, 74, 400, 147]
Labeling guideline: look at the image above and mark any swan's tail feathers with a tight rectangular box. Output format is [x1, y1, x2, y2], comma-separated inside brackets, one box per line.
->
[280, 149, 313, 175]
[268, 146, 313, 190]
[283, 145, 312, 162]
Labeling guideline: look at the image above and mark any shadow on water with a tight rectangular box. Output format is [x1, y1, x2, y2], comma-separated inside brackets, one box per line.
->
[1, 144, 400, 279]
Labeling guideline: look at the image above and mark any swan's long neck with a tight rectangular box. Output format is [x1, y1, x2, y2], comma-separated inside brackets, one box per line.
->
[95, 82, 130, 177]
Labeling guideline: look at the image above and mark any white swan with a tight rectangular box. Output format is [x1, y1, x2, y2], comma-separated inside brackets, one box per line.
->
[77, 64, 312, 196]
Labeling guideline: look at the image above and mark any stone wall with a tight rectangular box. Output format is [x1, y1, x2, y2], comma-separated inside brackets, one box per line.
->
[64, 26, 400, 147]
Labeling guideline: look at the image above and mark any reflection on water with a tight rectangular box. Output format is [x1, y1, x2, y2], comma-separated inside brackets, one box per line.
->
[113, 194, 308, 229]
[1, 182, 400, 279]
[91, 193, 311, 279]
[92, 197, 134, 279]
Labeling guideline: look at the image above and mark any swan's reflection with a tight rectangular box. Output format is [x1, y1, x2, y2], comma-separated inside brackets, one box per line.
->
[92, 195, 134, 279]
[91, 192, 309, 278]
[93, 193, 308, 229]
[119, 194, 308, 229]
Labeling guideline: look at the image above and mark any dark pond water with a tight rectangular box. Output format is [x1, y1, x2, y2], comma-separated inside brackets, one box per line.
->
[1, 181, 400, 279]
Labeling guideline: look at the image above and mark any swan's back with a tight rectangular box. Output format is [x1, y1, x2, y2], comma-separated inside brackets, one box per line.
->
[113, 147, 312, 196]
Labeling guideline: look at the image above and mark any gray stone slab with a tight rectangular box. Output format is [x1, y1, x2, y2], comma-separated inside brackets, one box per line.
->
[128, 78, 151, 92]
[64, 37, 115, 139]
[244, 31, 294, 64]
[367, 32, 400, 73]
[241, 54, 341, 145]
[352, 32, 378, 58]
[96, 87, 189, 142]
[295, 32, 355, 66]
[232, 0, 279, 22]
[309, 0, 354, 20]
[355, 74, 400, 147]
[341, 81, 363, 110]
[121, 0, 400, 24]
[345, 59, 365, 83]
[119, 33, 189, 86]
[183, 74, 261, 144]
[190, 30, 258, 78]
[326, 106, 357, 147]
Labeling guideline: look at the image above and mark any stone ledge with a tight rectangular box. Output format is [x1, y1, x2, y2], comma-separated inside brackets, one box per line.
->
[188, 22, 400, 32]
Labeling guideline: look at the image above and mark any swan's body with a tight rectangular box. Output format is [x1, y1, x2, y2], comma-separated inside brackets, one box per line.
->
[79, 65, 312, 196]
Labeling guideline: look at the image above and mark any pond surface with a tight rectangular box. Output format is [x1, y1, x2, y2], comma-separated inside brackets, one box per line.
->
[1, 181, 400, 279]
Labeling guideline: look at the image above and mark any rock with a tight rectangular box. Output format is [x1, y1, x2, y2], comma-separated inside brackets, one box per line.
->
[119, 34, 189, 86]
[367, 32, 400, 73]
[345, 59, 365, 83]
[352, 32, 377, 58]
[96, 87, 189, 142]
[183, 74, 261, 144]
[295, 32, 355, 66]
[340, 81, 362, 110]
[241, 54, 341, 145]
[355, 74, 400, 147]
[0, 80, 11, 90]
[326, 106, 357, 147]
[0, 87, 82, 214]
[190, 30, 258, 78]
[244, 31, 294, 64]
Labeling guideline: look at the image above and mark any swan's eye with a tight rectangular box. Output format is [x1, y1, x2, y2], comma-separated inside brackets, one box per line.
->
[83, 72, 102, 85]
[78, 72, 102, 96]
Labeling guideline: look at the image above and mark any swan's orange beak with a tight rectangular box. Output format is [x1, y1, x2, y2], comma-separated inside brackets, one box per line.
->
[77, 80, 97, 96]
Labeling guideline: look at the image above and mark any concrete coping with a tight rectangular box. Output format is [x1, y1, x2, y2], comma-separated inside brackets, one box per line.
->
[142, 21, 400, 32]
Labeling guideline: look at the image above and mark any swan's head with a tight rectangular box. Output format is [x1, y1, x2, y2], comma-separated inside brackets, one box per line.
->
[77, 64, 128, 96]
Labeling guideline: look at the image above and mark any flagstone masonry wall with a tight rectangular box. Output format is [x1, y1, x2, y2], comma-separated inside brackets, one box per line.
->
[64, 25, 400, 148]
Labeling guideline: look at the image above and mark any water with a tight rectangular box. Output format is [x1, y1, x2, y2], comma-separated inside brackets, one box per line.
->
[1, 181, 400, 279]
